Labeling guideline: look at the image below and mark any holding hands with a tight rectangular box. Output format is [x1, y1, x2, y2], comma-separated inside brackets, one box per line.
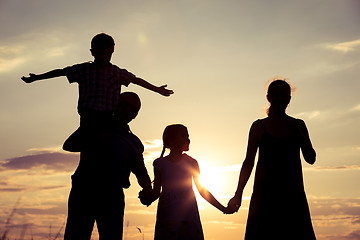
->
[226, 194, 242, 214]
[138, 188, 155, 207]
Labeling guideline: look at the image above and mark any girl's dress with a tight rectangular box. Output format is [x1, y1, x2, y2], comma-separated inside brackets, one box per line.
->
[245, 119, 316, 240]
[153, 154, 204, 240]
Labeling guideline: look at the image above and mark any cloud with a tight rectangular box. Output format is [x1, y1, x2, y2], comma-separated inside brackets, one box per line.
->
[309, 198, 360, 218]
[0, 45, 26, 73]
[295, 110, 321, 120]
[26, 146, 63, 152]
[324, 39, 360, 53]
[143, 139, 162, 150]
[308, 198, 360, 239]
[142, 139, 162, 161]
[0, 57, 26, 73]
[16, 204, 67, 216]
[125, 209, 155, 215]
[343, 230, 360, 240]
[326, 230, 360, 240]
[1, 151, 79, 172]
[304, 165, 360, 171]
[351, 104, 360, 112]
[46, 47, 67, 57]
[0, 178, 67, 193]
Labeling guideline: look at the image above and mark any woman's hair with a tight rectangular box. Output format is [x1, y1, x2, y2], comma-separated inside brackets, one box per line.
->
[91, 33, 115, 50]
[160, 124, 187, 157]
[266, 78, 294, 116]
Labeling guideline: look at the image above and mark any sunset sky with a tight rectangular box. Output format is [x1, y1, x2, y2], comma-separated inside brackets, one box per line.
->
[1, 0, 360, 239]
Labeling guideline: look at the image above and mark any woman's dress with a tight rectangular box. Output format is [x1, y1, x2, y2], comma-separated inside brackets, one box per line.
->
[245, 119, 316, 240]
[153, 154, 204, 240]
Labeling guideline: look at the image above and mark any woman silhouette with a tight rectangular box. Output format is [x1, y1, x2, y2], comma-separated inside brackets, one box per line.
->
[228, 79, 316, 239]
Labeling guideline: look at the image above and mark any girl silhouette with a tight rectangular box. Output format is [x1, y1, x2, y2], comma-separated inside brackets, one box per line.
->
[150, 124, 228, 240]
[228, 79, 317, 239]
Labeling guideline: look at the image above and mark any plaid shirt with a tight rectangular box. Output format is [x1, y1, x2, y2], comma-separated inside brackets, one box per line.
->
[64, 62, 136, 114]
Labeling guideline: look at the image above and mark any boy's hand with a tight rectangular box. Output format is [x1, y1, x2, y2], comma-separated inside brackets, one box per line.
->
[157, 85, 174, 96]
[21, 73, 38, 83]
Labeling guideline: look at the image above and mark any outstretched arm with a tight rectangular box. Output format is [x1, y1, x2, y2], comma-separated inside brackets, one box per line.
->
[296, 119, 316, 165]
[21, 69, 66, 83]
[193, 161, 229, 214]
[227, 120, 262, 213]
[131, 77, 174, 96]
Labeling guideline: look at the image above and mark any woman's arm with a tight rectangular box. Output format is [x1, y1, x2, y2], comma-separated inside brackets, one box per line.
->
[296, 119, 316, 165]
[227, 120, 262, 212]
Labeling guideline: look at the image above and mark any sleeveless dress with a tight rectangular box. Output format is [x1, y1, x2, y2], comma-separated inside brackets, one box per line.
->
[153, 154, 204, 240]
[245, 119, 316, 240]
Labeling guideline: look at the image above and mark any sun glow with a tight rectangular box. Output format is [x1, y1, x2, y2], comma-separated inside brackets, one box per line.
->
[198, 165, 226, 197]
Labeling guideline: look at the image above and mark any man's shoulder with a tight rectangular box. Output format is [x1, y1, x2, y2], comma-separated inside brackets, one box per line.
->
[126, 132, 144, 152]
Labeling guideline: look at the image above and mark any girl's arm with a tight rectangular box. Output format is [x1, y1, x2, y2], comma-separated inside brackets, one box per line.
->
[296, 119, 316, 165]
[131, 77, 174, 96]
[139, 167, 161, 206]
[21, 69, 66, 83]
[227, 120, 262, 213]
[193, 161, 228, 214]
[152, 167, 162, 201]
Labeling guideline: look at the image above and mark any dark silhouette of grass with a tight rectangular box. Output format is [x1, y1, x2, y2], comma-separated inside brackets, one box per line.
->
[0, 199, 64, 240]
[136, 226, 144, 240]
[0, 198, 20, 240]
[1, 200, 145, 240]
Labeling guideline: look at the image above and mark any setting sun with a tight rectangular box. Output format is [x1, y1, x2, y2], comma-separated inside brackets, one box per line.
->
[198, 165, 226, 197]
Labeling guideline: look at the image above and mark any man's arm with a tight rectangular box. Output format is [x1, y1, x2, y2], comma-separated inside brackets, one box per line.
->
[131, 77, 174, 96]
[21, 69, 65, 83]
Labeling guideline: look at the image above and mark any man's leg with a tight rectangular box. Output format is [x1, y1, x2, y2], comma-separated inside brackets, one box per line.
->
[96, 187, 125, 240]
[64, 184, 95, 240]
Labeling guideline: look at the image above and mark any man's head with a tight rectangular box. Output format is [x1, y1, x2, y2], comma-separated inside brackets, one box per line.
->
[116, 92, 141, 124]
[90, 33, 115, 64]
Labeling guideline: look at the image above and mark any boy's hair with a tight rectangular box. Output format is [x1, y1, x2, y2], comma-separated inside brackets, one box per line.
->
[91, 33, 115, 49]
[118, 92, 141, 112]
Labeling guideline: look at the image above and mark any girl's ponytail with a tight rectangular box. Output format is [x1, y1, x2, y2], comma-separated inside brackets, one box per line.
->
[160, 145, 166, 158]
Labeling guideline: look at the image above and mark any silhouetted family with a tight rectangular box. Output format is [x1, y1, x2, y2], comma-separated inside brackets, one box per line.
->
[22, 33, 317, 240]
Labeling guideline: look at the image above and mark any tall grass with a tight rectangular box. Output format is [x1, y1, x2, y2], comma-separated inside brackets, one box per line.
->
[0, 200, 64, 240]
[1, 200, 145, 240]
